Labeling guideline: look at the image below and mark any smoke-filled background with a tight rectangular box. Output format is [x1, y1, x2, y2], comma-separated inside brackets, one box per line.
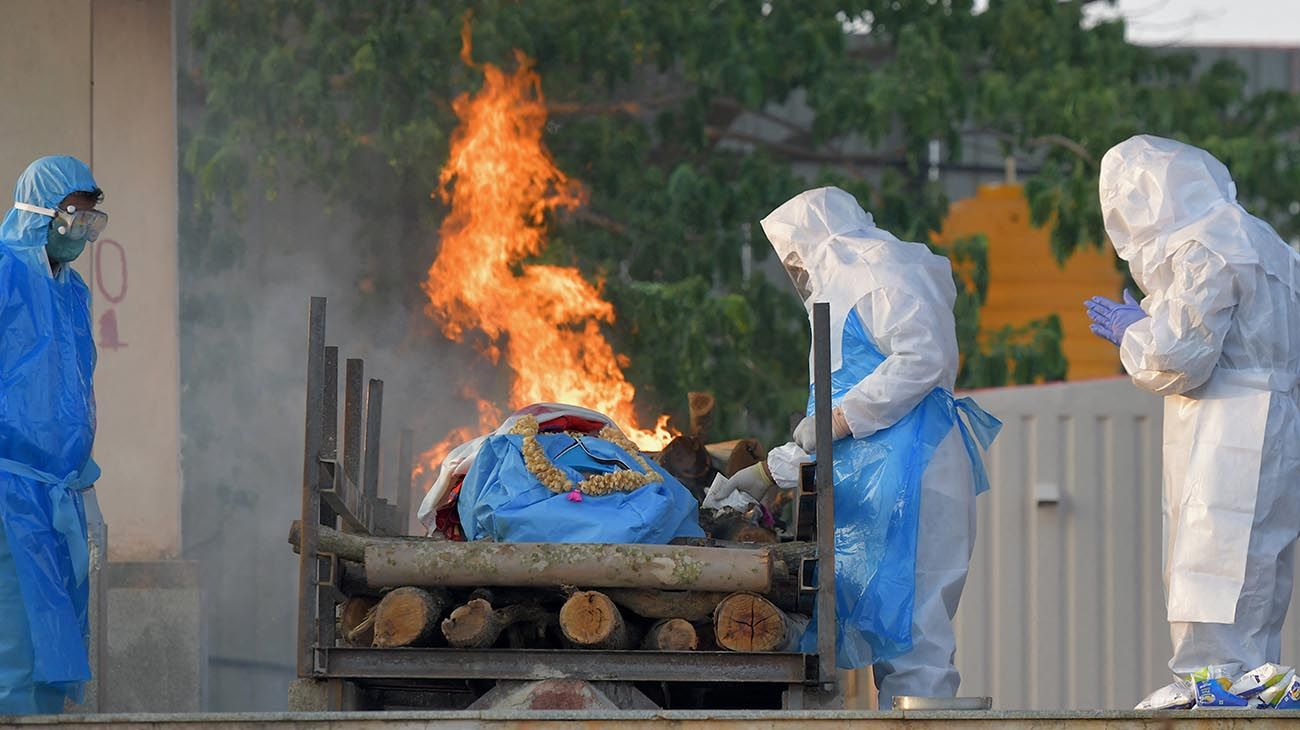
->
[169, 0, 1300, 710]
[174, 5, 480, 706]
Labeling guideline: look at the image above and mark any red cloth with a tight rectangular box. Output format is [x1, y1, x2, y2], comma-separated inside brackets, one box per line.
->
[434, 476, 467, 542]
[536, 414, 607, 435]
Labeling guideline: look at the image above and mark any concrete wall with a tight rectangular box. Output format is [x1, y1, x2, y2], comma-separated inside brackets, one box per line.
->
[105, 562, 205, 712]
[0, 1, 93, 178]
[88, 0, 184, 561]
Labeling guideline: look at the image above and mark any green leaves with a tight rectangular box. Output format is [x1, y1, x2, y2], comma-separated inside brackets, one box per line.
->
[181, 0, 1300, 443]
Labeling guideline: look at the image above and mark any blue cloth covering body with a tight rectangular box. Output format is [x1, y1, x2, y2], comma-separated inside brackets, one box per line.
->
[458, 430, 704, 544]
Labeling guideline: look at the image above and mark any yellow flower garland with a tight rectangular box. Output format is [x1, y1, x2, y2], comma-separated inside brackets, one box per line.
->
[508, 415, 664, 496]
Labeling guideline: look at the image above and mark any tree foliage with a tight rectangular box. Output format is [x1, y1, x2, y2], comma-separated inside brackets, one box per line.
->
[182, 0, 1300, 442]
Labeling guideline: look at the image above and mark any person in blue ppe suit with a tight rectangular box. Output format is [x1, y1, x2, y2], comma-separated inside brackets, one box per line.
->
[0, 156, 107, 713]
[714, 187, 1001, 707]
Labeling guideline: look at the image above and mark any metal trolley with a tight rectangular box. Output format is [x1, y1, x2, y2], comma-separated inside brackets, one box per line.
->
[292, 296, 839, 710]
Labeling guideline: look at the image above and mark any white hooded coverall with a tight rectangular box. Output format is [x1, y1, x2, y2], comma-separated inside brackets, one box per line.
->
[1100, 135, 1300, 675]
[761, 187, 983, 705]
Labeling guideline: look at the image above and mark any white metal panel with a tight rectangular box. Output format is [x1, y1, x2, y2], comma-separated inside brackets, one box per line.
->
[957, 371, 1300, 710]
[953, 377, 1170, 709]
[956, 374, 1300, 706]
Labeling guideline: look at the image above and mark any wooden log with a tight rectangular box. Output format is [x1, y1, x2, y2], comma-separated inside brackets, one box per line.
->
[290, 521, 773, 593]
[559, 591, 634, 649]
[655, 435, 715, 501]
[604, 588, 728, 621]
[441, 597, 551, 649]
[687, 392, 715, 438]
[338, 559, 380, 597]
[289, 519, 386, 563]
[372, 587, 448, 648]
[704, 440, 744, 472]
[723, 438, 766, 478]
[338, 596, 378, 646]
[713, 591, 798, 652]
[641, 618, 698, 651]
[767, 541, 817, 614]
[365, 537, 772, 593]
[699, 508, 777, 544]
[670, 537, 815, 613]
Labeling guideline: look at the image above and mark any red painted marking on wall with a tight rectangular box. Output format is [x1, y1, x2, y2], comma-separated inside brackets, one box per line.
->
[98, 309, 127, 351]
[94, 239, 127, 304]
[90, 239, 128, 350]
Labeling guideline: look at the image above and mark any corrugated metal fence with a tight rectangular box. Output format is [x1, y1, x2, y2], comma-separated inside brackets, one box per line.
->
[952, 377, 1300, 709]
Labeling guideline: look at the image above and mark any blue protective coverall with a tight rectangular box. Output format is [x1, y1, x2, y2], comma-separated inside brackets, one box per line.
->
[0, 156, 100, 713]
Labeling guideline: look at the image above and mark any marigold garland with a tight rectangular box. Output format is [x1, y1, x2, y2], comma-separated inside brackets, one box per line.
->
[508, 415, 664, 496]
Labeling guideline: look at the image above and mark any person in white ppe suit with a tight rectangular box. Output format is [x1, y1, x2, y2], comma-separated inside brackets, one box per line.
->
[1086, 135, 1300, 685]
[715, 187, 1000, 707]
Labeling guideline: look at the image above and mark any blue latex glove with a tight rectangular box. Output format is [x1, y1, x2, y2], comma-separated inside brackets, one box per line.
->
[1085, 289, 1147, 346]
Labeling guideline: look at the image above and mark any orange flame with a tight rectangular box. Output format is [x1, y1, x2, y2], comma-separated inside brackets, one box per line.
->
[416, 22, 674, 487]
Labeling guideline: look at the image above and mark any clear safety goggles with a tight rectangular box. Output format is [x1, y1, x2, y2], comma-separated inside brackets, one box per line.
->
[13, 201, 108, 242]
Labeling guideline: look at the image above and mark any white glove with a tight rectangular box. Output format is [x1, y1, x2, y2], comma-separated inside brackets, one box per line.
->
[792, 408, 852, 453]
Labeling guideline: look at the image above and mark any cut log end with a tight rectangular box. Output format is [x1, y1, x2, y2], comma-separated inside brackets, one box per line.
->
[559, 591, 631, 649]
[372, 587, 446, 648]
[713, 592, 789, 652]
[688, 391, 716, 438]
[440, 598, 496, 648]
[339, 596, 378, 646]
[642, 618, 698, 651]
[439, 597, 551, 649]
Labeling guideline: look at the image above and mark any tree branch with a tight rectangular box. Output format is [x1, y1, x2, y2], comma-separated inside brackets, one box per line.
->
[709, 96, 813, 141]
[567, 207, 629, 236]
[963, 128, 1096, 168]
[547, 91, 696, 117]
[706, 126, 905, 168]
[1028, 133, 1096, 167]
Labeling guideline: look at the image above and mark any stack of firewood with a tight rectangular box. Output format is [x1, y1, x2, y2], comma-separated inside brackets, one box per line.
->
[288, 524, 815, 654]
[337, 584, 808, 653]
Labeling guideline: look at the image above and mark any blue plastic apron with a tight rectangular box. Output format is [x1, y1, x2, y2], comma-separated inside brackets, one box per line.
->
[801, 310, 1000, 667]
[0, 253, 98, 713]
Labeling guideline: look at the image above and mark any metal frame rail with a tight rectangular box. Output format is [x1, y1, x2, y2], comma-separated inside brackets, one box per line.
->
[295, 296, 839, 709]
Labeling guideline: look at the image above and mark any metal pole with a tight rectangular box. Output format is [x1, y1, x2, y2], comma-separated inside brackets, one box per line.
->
[297, 297, 326, 677]
[343, 359, 364, 526]
[812, 301, 836, 690]
[320, 347, 339, 527]
[397, 429, 414, 535]
[322, 347, 339, 462]
[362, 379, 384, 532]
